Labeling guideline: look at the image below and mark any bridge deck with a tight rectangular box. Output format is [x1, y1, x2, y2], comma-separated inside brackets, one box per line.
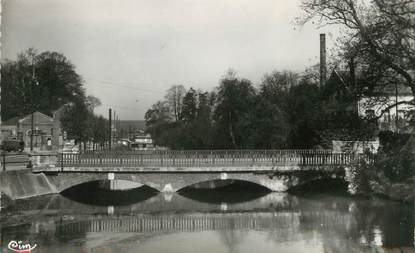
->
[32, 150, 359, 172]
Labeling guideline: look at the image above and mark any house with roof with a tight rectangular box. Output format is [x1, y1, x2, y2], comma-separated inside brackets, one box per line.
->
[321, 69, 358, 115]
[18, 111, 55, 150]
[324, 68, 414, 133]
[1, 108, 66, 151]
[358, 84, 414, 133]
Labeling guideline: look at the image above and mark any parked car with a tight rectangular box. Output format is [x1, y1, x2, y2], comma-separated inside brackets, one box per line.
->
[62, 142, 80, 154]
[1, 140, 24, 152]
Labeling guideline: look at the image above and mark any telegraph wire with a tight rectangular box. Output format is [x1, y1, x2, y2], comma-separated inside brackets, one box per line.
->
[84, 77, 166, 95]
[101, 104, 146, 111]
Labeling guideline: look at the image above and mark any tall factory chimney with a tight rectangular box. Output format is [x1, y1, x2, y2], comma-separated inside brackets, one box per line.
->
[320, 33, 327, 87]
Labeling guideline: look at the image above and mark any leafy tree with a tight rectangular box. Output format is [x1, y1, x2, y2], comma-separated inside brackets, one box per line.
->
[86, 95, 102, 111]
[91, 115, 108, 149]
[1, 48, 85, 120]
[60, 100, 93, 148]
[251, 99, 289, 148]
[285, 79, 322, 148]
[213, 71, 257, 149]
[197, 91, 212, 121]
[255, 71, 298, 148]
[145, 101, 171, 126]
[193, 91, 215, 148]
[181, 88, 198, 124]
[144, 101, 172, 146]
[260, 70, 299, 105]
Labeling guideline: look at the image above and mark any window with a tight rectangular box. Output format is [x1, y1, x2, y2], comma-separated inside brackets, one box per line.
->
[365, 109, 375, 118]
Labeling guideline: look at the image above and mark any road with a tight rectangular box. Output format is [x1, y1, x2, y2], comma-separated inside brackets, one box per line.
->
[0, 152, 30, 171]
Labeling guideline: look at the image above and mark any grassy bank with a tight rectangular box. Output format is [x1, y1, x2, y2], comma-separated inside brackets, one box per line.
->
[348, 132, 415, 202]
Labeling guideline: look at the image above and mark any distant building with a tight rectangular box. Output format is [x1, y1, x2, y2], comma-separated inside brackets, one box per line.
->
[1, 109, 65, 151]
[324, 69, 414, 133]
[131, 134, 154, 150]
[322, 69, 358, 114]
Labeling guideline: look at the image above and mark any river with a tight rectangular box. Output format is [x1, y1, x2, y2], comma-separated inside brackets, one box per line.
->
[0, 182, 414, 253]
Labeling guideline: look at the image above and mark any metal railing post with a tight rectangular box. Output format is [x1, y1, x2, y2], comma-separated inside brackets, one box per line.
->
[173, 153, 175, 166]
[61, 153, 64, 171]
[56, 149, 352, 171]
[2, 152, 5, 171]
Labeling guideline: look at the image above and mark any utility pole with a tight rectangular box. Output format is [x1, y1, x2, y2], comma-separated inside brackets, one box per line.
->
[115, 115, 118, 141]
[117, 115, 120, 140]
[108, 108, 112, 150]
[129, 125, 132, 140]
[30, 53, 37, 152]
[113, 110, 116, 145]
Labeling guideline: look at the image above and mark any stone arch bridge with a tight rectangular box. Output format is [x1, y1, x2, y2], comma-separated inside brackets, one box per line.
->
[32, 150, 358, 193]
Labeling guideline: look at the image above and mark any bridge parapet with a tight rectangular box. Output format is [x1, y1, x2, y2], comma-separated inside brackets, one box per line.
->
[30, 152, 59, 168]
[28, 150, 367, 192]
[32, 150, 361, 172]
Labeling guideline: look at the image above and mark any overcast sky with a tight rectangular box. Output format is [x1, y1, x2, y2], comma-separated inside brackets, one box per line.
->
[2, 0, 338, 120]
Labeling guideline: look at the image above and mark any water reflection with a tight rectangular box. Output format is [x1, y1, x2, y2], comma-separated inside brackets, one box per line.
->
[61, 181, 158, 206]
[178, 180, 271, 204]
[1, 192, 414, 253]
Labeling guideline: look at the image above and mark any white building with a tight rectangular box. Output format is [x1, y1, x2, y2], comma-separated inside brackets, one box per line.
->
[358, 84, 414, 132]
[131, 134, 154, 150]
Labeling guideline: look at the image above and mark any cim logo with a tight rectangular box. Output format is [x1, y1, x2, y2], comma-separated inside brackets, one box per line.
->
[7, 241, 37, 253]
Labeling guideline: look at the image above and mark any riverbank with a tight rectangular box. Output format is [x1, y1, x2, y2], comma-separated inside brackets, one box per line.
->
[0, 169, 58, 201]
[347, 133, 415, 203]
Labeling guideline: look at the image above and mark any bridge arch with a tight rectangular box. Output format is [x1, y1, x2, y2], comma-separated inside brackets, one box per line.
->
[170, 173, 292, 192]
[47, 172, 288, 193]
[175, 176, 272, 191]
[45, 170, 345, 194]
[50, 173, 161, 193]
[177, 179, 271, 191]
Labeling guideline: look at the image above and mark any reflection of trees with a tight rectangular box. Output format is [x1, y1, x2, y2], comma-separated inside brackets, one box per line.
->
[265, 213, 301, 243]
[217, 228, 247, 253]
[2, 193, 414, 251]
[296, 197, 414, 251]
[351, 200, 414, 248]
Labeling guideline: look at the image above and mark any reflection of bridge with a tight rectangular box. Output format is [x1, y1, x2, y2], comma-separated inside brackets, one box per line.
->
[32, 150, 358, 192]
[1, 192, 413, 250]
[56, 213, 301, 234]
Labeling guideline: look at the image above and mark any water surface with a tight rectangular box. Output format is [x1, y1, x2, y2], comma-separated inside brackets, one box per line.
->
[1, 186, 414, 253]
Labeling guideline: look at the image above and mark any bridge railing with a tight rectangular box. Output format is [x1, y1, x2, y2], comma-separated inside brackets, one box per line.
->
[81, 149, 334, 155]
[57, 150, 358, 168]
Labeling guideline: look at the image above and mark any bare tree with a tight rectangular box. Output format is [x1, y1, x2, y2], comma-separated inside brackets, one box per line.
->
[86, 95, 102, 112]
[165, 85, 186, 121]
[298, 0, 415, 111]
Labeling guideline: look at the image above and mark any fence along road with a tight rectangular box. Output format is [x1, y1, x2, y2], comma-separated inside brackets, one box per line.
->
[47, 150, 359, 171]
